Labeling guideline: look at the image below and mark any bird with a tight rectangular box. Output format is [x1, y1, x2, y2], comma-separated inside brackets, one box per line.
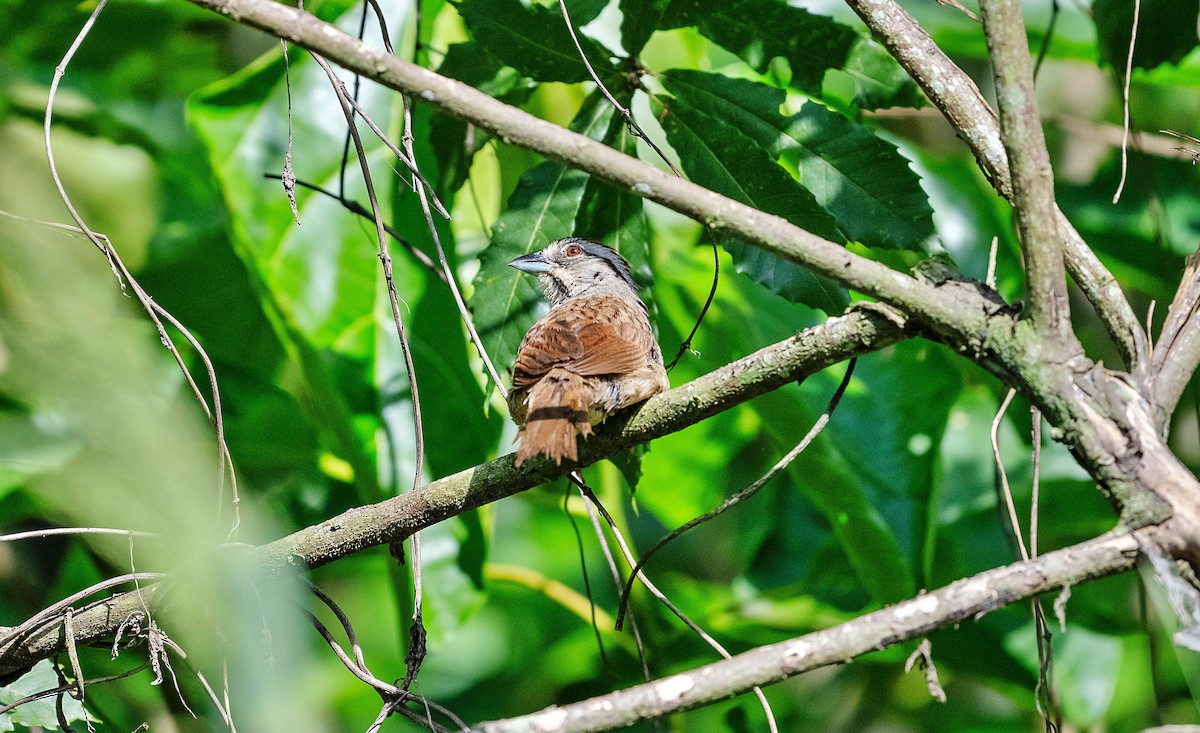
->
[507, 237, 669, 467]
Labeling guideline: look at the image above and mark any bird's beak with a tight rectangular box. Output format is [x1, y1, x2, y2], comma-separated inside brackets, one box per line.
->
[509, 251, 552, 274]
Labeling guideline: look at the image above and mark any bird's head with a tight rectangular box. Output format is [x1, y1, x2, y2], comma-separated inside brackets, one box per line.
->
[509, 237, 639, 307]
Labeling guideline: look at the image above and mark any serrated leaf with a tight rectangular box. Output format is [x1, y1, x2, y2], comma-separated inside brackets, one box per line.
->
[471, 93, 615, 385]
[655, 93, 849, 313]
[458, 0, 620, 84]
[661, 70, 933, 249]
[691, 0, 921, 109]
[620, 0, 670, 55]
[1094, 0, 1200, 71]
[841, 36, 926, 110]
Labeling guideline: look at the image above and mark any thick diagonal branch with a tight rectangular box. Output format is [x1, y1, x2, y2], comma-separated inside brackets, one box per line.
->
[846, 0, 1146, 371]
[0, 310, 907, 678]
[472, 530, 1142, 732]
[978, 0, 1073, 347]
[185, 0, 991, 348]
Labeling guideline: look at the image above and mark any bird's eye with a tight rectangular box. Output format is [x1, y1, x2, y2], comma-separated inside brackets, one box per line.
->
[565, 244, 583, 257]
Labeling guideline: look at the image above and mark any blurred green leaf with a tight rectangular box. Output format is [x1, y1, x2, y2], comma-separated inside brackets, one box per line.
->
[0, 408, 81, 500]
[655, 91, 849, 313]
[1094, 0, 1200, 71]
[458, 0, 620, 84]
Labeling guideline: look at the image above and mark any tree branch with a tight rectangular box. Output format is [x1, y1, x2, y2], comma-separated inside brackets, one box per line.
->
[845, 0, 1147, 372]
[1149, 251, 1200, 427]
[471, 530, 1143, 732]
[0, 310, 909, 678]
[184, 0, 992, 349]
[978, 0, 1074, 347]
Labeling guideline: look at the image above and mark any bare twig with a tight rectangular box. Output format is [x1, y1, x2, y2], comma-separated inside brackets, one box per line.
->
[1148, 251, 1200, 427]
[44, 1, 240, 534]
[616, 358, 858, 628]
[904, 639, 946, 703]
[991, 388, 1029, 561]
[0, 527, 157, 542]
[261, 174, 447, 279]
[575, 480, 778, 733]
[1112, 0, 1142, 204]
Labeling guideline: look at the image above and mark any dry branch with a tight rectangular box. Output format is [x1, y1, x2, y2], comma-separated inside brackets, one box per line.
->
[471, 530, 1143, 732]
[0, 310, 908, 678]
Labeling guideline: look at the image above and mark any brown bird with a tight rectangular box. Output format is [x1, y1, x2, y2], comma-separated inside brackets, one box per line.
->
[508, 238, 669, 466]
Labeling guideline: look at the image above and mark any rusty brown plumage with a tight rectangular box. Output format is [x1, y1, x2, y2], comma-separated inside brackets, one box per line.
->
[507, 238, 668, 466]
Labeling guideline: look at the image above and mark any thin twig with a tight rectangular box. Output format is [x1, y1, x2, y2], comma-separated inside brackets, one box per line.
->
[616, 358, 857, 628]
[1112, 0, 1142, 204]
[0, 663, 150, 717]
[311, 47, 431, 687]
[0, 527, 157, 542]
[44, 0, 240, 534]
[261, 174, 446, 279]
[575, 477, 778, 733]
[991, 388, 1029, 561]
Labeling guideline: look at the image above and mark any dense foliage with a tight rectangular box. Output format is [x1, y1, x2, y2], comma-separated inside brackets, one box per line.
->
[2, 0, 1200, 730]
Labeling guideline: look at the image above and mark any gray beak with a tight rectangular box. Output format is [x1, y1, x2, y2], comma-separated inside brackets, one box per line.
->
[509, 251, 552, 274]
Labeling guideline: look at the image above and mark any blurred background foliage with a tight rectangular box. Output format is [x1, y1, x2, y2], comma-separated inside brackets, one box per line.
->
[2, 0, 1200, 730]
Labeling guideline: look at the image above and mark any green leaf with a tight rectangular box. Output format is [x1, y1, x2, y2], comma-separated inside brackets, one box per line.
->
[430, 41, 532, 196]
[839, 36, 926, 111]
[661, 70, 933, 249]
[654, 92, 849, 313]
[620, 0, 670, 55]
[576, 98, 655, 304]
[764, 342, 960, 605]
[0, 660, 91, 731]
[458, 0, 620, 84]
[1094, 0, 1200, 71]
[470, 93, 615, 385]
[690, 0, 921, 109]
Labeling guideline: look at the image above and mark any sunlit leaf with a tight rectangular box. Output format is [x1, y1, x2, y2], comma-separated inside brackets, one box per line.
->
[687, 0, 922, 109]
[459, 0, 620, 84]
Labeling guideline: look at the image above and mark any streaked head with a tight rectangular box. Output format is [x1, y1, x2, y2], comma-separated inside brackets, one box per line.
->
[509, 237, 639, 306]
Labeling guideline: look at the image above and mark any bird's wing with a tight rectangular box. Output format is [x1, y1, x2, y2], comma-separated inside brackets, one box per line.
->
[511, 300, 650, 388]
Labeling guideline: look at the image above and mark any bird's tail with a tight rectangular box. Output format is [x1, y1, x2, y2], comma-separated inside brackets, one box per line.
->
[514, 368, 592, 467]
